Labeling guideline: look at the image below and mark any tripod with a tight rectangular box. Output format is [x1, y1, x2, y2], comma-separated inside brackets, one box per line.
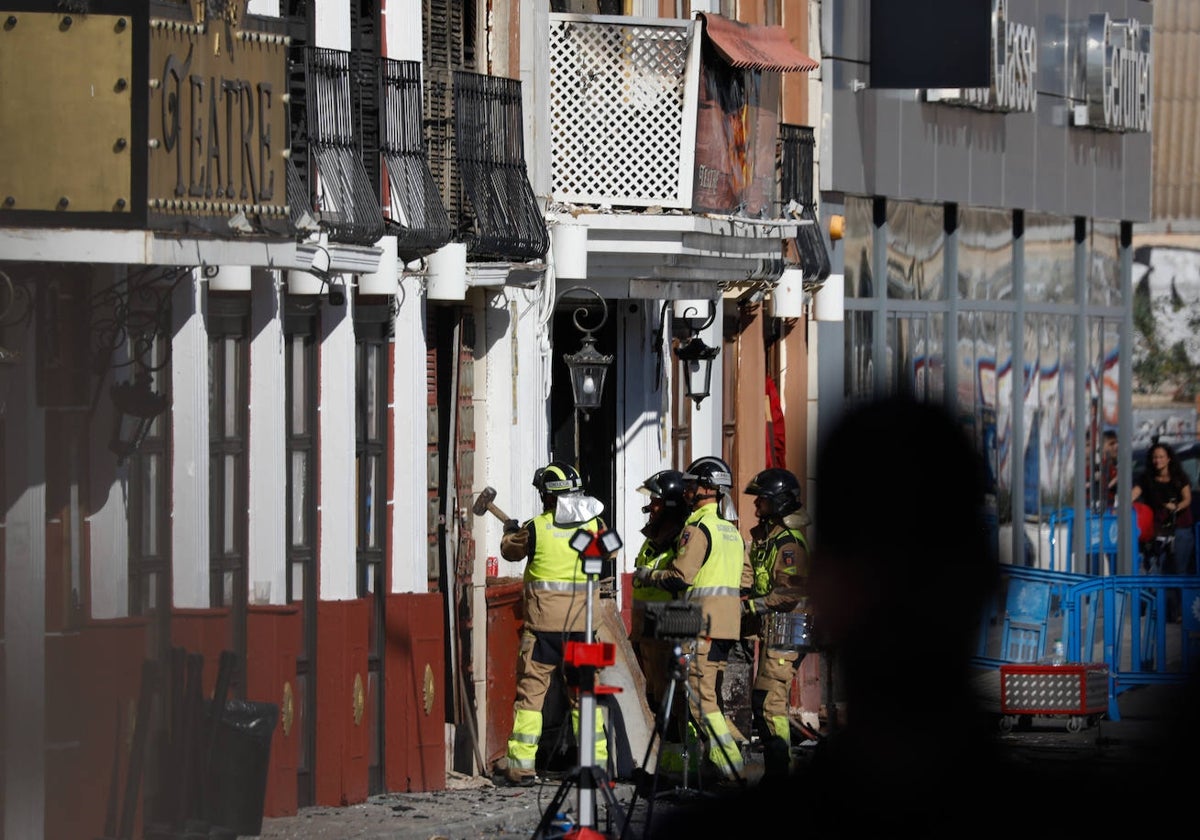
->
[531, 530, 626, 840]
[619, 639, 743, 840]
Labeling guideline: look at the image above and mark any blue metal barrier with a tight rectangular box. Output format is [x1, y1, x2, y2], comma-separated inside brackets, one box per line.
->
[1047, 508, 1140, 575]
[975, 564, 1200, 721]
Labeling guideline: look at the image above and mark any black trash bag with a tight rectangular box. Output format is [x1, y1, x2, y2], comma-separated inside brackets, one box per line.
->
[204, 699, 279, 837]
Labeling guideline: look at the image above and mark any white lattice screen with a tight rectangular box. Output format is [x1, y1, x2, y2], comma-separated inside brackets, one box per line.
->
[549, 15, 695, 209]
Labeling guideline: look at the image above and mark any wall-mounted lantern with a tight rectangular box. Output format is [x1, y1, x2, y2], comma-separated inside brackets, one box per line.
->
[109, 372, 169, 464]
[673, 300, 718, 407]
[561, 287, 613, 419]
[90, 266, 189, 464]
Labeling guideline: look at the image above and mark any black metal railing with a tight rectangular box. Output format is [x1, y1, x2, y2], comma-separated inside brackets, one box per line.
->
[779, 123, 830, 282]
[779, 123, 816, 211]
[380, 59, 453, 262]
[295, 47, 384, 245]
[451, 72, 548, 261]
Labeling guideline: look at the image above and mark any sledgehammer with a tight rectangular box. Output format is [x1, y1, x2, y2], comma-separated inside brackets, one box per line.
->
[472, 486, 513, 524]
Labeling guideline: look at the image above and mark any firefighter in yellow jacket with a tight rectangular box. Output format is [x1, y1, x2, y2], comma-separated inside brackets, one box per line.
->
[741, 467, 811, 778]
[634, 456, 746, 782]
[630, 469, 689, 711]
[499, 461, 609, 786]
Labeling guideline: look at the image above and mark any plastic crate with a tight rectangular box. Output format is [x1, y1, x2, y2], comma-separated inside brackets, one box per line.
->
[998, 663, 1108, 732]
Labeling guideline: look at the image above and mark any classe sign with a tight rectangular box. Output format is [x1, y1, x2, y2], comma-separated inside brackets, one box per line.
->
[146, 5, 290, 233]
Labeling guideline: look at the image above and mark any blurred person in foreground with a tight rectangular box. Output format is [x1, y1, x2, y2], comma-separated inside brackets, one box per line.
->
[647, 396, 1194, 838]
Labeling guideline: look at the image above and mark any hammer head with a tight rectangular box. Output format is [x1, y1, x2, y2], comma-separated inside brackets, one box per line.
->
[473, 486, 498, 516]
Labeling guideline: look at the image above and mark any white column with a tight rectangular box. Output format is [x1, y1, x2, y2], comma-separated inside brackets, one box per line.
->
[89, 274, 130, 619]
[390, 273, 428, 594]
[4, 337, 45, 840]
[172, 272, 210, 606]
[315, 0, 352, 49]
[688, 305, 724, 458]
[249, 273, 286, 603]
[616, 299, 672, 576]
[382, 0, 422, 61]
[319, 280, 358, 600]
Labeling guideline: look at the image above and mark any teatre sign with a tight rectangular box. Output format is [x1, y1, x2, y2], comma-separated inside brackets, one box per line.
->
[146, 13, 289, 230]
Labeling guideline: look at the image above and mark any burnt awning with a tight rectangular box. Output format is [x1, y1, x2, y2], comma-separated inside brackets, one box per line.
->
[698, 13, 819, 73]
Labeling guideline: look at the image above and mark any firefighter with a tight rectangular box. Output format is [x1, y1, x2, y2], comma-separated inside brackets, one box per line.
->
[634, 456, 746, 783]
[499, 461, 610, 786]
[630, 469, 689, 711]
[741, 467, 811, 777]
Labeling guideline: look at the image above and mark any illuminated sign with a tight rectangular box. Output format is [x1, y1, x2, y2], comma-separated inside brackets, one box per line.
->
[146, 1, 290, 231]
[1078, 13, 1152, 132]
[924, 0, 1036, 113]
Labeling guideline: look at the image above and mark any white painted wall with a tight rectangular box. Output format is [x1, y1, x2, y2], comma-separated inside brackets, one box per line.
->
[249, 273, 287, 604]
[383, 0, 422, 62]
[172, 272, 210, 607]
[390, 273, 429, 594]
[615, 300, 674, 581]
[686, 306, 725, 461]
[90, 272, 130, 619]
[489, 284, 553, 529]
[88, 480, 129, 619]
[319, 280, 358, 600]
[315, 0, 351, 50]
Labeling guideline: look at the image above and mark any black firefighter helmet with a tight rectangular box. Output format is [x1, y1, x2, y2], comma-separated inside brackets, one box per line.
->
[744, 467, 803, 517]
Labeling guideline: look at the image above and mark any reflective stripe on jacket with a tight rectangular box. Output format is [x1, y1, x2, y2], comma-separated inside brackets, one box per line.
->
[683, 502, 744, 640]
[521, 510, 603, 632]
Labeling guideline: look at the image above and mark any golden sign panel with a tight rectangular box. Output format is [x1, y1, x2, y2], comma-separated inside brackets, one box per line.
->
[146, 14, 289, 223]
[0, 13, 133, 213]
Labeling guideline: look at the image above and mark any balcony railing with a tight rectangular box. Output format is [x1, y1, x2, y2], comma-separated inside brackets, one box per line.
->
[549, 14, 820, 226]
[549, 14, 696, 210]
[380, 59, 454, 261]
[424, 69, 549, 261]
[292, 47, 385, 245]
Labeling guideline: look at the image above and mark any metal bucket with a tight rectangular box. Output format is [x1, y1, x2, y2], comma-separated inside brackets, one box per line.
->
[763, 612, 811, 651]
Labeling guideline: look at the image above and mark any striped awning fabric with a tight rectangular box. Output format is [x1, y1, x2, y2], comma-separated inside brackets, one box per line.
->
[699, 13, 819, 73]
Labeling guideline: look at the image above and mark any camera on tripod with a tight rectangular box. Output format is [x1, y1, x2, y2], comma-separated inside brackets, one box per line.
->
[641, 601, 706, 641]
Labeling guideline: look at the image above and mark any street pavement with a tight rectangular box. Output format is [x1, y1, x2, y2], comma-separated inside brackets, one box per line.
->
[249, 677, 1197, 840]
[250, 770, 675, 840]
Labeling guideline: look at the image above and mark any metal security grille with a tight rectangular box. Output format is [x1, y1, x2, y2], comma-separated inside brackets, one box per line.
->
[453, 71, 549, 260]
[780, 124, 830, 283]
[381, 58, 453, 261]
[303, 47, 384, 244]
[779, 124, 816, 210]
[549, 15, 694, 208]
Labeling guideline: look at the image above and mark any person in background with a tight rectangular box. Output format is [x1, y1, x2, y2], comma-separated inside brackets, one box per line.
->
[629, 469, 689, 711]
[634, 456, 746, 783]
[1132, 441, 1194, 620]
[740, 467, 811, 779]
[499, 461, 609, 786]
[1100, 429, 1119, 508]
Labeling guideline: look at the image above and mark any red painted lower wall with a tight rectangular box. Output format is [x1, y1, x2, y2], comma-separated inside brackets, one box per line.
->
[171, 608, 232, 697]
[384, 592, 446, 793]
[245, 605, 301, 817]
[484, 582, 524, 770]
[315, 598, 369, 806]
[47, 619, 147, 840]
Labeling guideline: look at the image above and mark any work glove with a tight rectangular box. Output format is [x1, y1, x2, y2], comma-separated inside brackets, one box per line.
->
[503, 519, 521, 534]
[633, 566, 653, 585]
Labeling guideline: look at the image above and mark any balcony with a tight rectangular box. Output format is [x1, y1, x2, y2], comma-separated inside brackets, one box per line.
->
[543, 13, 818, 297]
